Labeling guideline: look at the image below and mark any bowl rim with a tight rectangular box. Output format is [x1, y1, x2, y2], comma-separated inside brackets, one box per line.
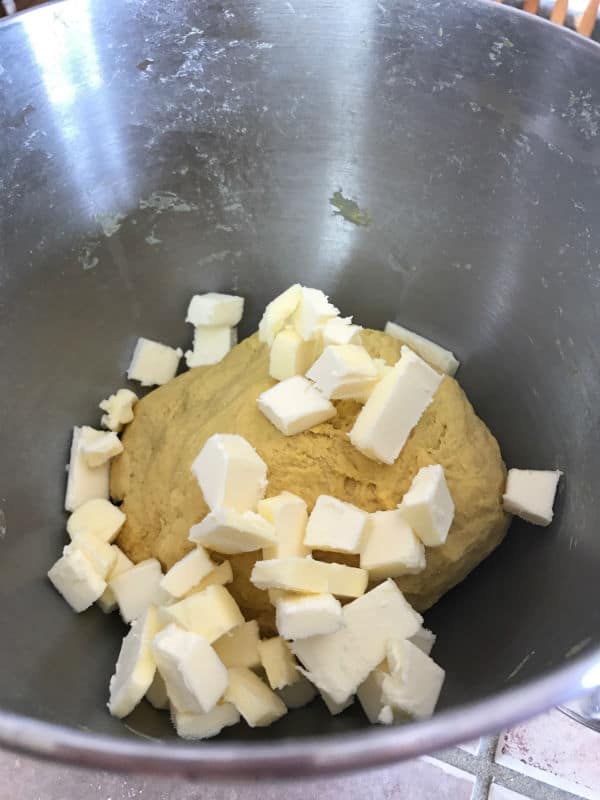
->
[0, 645, 599, 777]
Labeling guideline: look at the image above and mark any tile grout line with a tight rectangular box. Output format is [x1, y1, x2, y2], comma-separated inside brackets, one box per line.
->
[434, 734, 589, 800]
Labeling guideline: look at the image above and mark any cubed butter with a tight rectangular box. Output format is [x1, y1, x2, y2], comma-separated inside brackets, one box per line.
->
[185, 325, 236, 368]
[191, 433, 268, 513]
[146, 670, 170, 710]
[189, 508, 276, 554]
[67, 498, 126, 543]
[381, 638, 445, 720]
[292, 287, 339, 341]
[291, 580, 422, 704]
[269, 328, 317, 381]
[357, 664, 392, 724]
[64, 426, 110, 512]
[98, 545, 134, 613]
[186, 560, 233, 595]
[410, 626, 437, 656]
[349, 347, 443, 465]
[257, 375, 335, 436]
[213, 620, 261, 669]
[110, 558, 163, 624]
[251, 557, 368, 598]
[99, 388, 138, 432]
[352, 358, 393, 405]
[80, 430, 123, 467]
[398, 464, 455, 546]
[276, 593, 343, 640]
[186, 292, 244, 327]
[277, 674, 318, 709]
[321, 690, 354, 716]
[158, 584, 244, 642]
[47, 547, 106, 613]
[224, 667, 287, 727]
[67, 531, 117, 579]
[321, 317, 362, 347]
[152, 624, 228, 714]
[127, 337, 182, 386]
[385, 321, 459, 376]
[108, 607, 160, 718]
[306, 345, 378, 401]
[304, 495, 368, 554]
[257, 637, 298, 690]
[502, 468, 562, 526]
[172, 702, 240, 740]
[258, 284, 303, 346]
[360, 510, 426, 579]
[258, 492, 310, 559]
[160, 547, 216, 599]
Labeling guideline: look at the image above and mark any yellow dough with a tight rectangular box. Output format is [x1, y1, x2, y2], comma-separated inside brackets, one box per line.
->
[112, 330, 509, 634]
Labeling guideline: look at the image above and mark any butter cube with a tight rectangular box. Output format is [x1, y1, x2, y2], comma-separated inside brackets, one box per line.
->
[110, 558, 163, 624]
[146, 670, 170, 710]
[292, 287, 339, 341]
[398, 464, 455, 546]
[152, 624, 228, 714]
[410, 627, 436, 656]
[98, 545, 134, 613]
[99, 388, 138, 432]
[306, 345, 378, 401]
[214, 620, 261, 669]
[257, 375, 336, 436]
[224, 667, 287, 727]
[191, 433, 268, 513]
[47, 547, 106, 612]
[186, 292, 244, 327]
[258, 492, 310, 559]
[172, 702, 240, 739]
[350, 347, 443, 464]
[257, 637, 298, 689]
[381, 639, 445, 720]
[385, 321, 459, 376]
[357, 665, 392, 724]
[502, 468, 562, 526]
[67, 498, 126, 543]
[352, 358, 393, 405]
[158, 585, 244, 642]
[189, 508, 276, 554]
[277, 674, 318, 709]
[291, 580, 422, 704]
[321, 690, 354, 716]
[185, 325, 236, 368]
[321, 317, 362, 347]
[325, 563, 369, 598]
[67, 531, 117, 579]
[186, 560, 233, 595]
[268, 588, 287, 606]
[108, 607, 159, 718]
[269, 328, 317, 381]
[251, 557, 368, 598]
[258, 284, 302, 346]
[160, 547, 216, 599]
[127, 337, 182, 386]
[80, 430, 123, 467]
[304, 495, 368, 554]
[65, 426, 110, 512]
[360, 510, 426, 579]
[276, 593, 343, 640]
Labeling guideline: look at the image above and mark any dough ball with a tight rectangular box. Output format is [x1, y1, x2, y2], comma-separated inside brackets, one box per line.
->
[112, 330, 509, 633]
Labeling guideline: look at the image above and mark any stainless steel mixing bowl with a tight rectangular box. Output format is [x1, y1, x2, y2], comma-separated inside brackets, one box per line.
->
[1, 0, 599, 778]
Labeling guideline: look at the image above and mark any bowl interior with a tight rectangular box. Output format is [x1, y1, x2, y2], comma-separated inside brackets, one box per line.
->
[0, 0, 599, 744]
